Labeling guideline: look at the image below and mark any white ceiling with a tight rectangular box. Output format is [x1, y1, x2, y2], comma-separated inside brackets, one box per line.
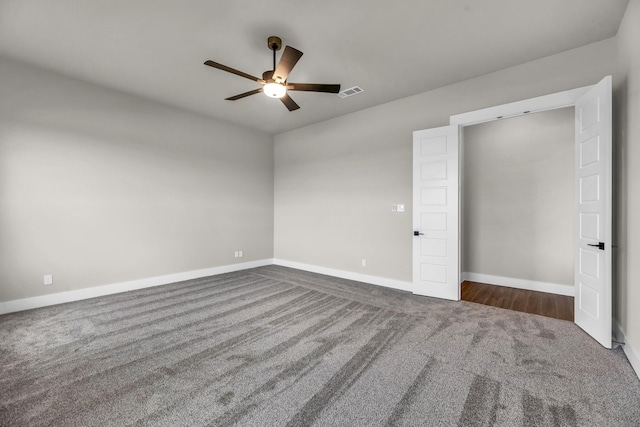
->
[0, 0, 630, 134]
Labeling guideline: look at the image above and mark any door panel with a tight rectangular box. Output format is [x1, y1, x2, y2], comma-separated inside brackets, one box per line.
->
[413, 125, 459, 300]
[574, 76, 612, 349]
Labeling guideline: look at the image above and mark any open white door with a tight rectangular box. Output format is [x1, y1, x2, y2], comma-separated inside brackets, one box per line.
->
[574, 76, 612, 349]
[413, 125, 460, 300]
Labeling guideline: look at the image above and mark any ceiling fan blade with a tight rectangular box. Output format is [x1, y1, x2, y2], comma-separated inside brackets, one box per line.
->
[286, 83, 341, 93]
[280, 94, 300, 111]
[225, 88, 263, 101]
[272, 46, 303, 84]
[204, 60, 265, 83]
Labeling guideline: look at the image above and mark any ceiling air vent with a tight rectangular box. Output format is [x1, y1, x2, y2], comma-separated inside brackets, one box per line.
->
[337, 86, 364, 98]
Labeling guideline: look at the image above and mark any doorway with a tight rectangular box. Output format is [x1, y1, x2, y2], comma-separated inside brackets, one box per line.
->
[462, 107, 574, 293]
[460, 108, 575, 320]
[413, 76, 612, 348]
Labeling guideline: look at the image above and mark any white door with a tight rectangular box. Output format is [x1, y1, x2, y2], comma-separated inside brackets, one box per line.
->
[574, 76, 612, 349]
[413, 125, 460, 300]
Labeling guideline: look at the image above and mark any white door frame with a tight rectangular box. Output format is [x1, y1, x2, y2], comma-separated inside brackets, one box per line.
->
[449, 86, 594, 293]
[449, 86, 591, 127]
[412, 87, 592, 302]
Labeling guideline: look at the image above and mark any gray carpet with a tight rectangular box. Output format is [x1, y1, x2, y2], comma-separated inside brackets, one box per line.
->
[1, 265, 639, 426]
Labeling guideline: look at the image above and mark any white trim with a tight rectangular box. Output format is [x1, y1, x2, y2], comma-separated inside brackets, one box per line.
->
[614, 321, 640, 380]
[461, 272, 574, 297]
[273, 259, 415, 294]
[449, 86, 591, 127]
[0, 259, 273, 315]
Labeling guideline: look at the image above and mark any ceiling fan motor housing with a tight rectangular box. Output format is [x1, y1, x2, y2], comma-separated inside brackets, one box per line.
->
[267, 36, 282, 51]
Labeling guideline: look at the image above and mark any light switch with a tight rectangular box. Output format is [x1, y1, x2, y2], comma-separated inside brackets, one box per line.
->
[397, 204, 405, 212]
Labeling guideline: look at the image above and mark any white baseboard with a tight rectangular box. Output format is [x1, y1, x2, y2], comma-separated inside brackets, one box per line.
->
[461, 272, 575, 296]
[273, 259, 415, 294]
[614, 321, 640, 380]
[0, 259, 273, 315]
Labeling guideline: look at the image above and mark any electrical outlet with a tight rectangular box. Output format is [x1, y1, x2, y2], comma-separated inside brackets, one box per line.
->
[44, 274, 53, 286]
[234, 251, 239, 258]
[361, 259, 367, 267]
[391, 204, 397, 212]
[397, 204, 405, 212]
[238, 250, 243, 258]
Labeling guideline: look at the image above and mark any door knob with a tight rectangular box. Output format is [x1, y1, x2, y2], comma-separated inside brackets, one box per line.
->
[413, 231, 423, 236]
[588, 242, 605, 250]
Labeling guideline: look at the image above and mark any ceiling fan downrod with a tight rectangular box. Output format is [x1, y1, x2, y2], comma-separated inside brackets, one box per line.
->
[267, 36, 282, 72]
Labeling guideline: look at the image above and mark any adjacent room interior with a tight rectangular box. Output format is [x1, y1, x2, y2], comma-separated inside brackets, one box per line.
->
[461, 108, 575, 319]
[1, 0, 640, 425]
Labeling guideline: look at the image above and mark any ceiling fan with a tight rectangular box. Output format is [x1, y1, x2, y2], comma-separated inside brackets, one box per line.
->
[204, 36, 341, 111]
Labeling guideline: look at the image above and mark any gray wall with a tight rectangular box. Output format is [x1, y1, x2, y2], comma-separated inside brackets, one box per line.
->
[462, 108, 574, 286]
[0, 58, 274, 302]
[275, 38, 616, 283]
[614, 0, 640, 367]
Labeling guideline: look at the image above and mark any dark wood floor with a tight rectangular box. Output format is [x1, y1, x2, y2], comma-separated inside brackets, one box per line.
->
[461, 281, 574, 321]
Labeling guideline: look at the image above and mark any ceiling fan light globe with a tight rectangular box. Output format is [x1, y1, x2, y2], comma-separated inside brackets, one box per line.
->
[263, 82, 286, 98]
